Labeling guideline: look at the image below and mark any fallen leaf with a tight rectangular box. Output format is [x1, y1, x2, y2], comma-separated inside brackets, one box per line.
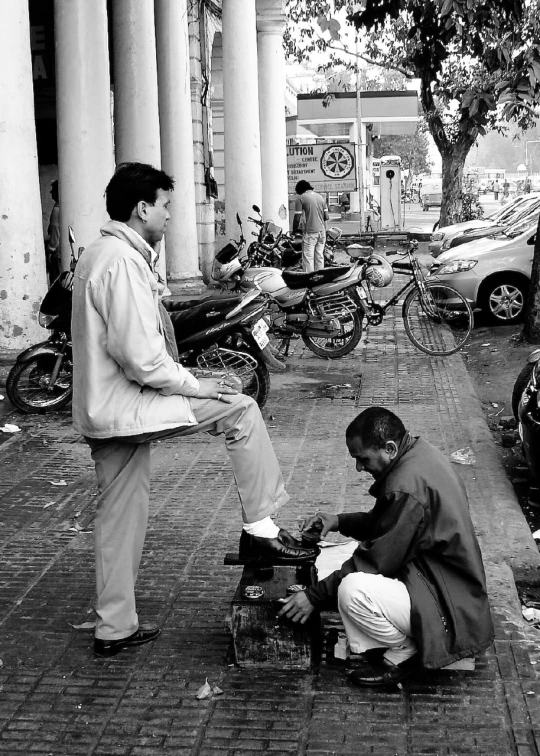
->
[212, 686, 224, 696]
[69, 621, 96, 630]
[450, 447, 476, 466]
[195, 678, 213, 700]
[50, 480, 67, 486]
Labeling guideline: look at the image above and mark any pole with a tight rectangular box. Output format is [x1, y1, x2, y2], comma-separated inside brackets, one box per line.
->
[355, 36, 365, 234]
[526, 140, 540, 176]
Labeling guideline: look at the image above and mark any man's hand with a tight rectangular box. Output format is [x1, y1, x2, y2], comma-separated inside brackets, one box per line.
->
[195, 377, 239, 403]
[301, 512, 339, 539]
[277, 591, 315, 624]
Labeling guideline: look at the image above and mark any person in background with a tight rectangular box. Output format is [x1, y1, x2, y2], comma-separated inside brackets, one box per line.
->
[293, 180, 329, 273]
[493, 179, 501, 201]
[45, 180, 61, 284]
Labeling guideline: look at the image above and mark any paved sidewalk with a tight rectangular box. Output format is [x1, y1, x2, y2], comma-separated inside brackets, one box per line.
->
[2, 289, 540, 755]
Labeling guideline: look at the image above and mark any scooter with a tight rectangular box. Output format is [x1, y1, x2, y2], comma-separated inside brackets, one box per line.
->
[212, 216, 377, 359]
[6, 227, 81, 413]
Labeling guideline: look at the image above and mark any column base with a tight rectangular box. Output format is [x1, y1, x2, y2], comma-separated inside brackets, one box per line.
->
[166, 275, 206, 296]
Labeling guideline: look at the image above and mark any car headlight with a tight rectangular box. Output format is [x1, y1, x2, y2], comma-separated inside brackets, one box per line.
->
[441, 239, 451, 250]
[431, 232, 444, 242]
[436, 260, 478, 275]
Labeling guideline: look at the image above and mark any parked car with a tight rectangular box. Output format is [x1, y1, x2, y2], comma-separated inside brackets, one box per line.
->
[429, 215, 538, 324]
[513, 349, 540, 483]
[429, 193, 540, 257]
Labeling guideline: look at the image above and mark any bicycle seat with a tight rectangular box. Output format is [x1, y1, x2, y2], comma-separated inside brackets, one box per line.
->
[281, 267, 351, 290]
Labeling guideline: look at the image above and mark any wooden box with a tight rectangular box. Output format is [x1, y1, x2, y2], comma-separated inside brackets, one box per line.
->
[230, 563, 319, 670]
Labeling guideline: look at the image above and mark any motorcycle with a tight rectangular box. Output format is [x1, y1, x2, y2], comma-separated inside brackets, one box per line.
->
[163, 287, 283, 408]
[6, 227, 80, 413]
[512, 348, 540, 484]
[212, 215, 385, 359]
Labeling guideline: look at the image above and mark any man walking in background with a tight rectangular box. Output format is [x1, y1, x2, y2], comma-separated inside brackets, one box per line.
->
[293, 180, 329, 273]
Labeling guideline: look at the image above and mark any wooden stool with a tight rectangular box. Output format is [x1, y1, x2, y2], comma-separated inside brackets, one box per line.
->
[225, 553, 319, 670]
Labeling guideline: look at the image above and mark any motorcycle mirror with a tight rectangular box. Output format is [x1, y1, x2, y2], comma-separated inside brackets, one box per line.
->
[68, 226, 76, 245]
[236, 213, 242, 226]
[252, 205, 261, 213]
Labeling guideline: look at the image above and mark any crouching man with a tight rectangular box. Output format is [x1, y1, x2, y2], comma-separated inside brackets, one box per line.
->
[279, 406, 494, 686]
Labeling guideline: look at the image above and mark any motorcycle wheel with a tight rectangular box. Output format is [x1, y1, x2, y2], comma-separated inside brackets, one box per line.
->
[301, 310, 363, 359]
[242, 359, 271, 409]
[6, 354, 72, 413]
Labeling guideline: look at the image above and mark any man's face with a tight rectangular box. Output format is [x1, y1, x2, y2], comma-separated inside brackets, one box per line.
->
[346, 435, 397, 479]
[140, 189, 171, 244]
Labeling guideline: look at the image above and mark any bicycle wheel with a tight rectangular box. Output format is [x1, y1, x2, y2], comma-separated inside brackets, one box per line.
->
[402, 283, 473, 356]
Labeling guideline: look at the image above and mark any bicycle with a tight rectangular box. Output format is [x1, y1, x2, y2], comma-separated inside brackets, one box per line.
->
[358, 240, 474, 356]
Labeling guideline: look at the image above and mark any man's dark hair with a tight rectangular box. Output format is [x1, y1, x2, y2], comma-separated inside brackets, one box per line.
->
[295, 180, 313, 195]
[346, 406, 406, 449]
[105, 162, 175, 222]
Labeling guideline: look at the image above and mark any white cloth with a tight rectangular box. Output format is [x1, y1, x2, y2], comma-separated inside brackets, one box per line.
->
[337, 572, 417, 665]
[72, 221, 200, 438]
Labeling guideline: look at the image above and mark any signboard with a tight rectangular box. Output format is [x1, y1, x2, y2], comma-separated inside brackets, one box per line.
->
[287, 142, 357, 193]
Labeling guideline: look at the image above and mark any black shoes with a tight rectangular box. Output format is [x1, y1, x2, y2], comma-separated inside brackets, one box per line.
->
[94, 624, 161, 658]
[239, 528, 318, 563]
[349, 654, 419, 687]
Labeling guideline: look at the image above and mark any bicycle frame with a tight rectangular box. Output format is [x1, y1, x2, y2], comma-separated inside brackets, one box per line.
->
[361, 245, 423, 322]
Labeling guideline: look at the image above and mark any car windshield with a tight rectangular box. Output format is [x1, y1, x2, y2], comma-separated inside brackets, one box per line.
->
[487, 196, 539, 224]
[500, 212, 539, 238]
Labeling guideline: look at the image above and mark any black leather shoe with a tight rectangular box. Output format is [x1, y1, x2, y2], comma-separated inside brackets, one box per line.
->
[94, 624, 161, 658]
[239, 528, 318, 563]
[277, 528, 319, 552]
[349, 654, 419, 687]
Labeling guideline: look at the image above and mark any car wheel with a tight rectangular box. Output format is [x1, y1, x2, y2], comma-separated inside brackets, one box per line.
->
[479, 275, 529, 325]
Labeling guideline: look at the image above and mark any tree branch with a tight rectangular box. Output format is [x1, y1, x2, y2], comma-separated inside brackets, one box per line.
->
[309, 32, 415, 79]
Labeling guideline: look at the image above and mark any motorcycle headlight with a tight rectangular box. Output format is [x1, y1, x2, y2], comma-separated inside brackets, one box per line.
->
[39, 312, 56, 328]
[436, 260, 478, 275]
[431, 232, 444, 242]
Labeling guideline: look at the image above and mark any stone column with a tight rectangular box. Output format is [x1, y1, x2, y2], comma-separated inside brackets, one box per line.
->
[112, 0, 166, 281]
[0, 1, 48, 349]
[257, 0, 289, 231]
[222, 0, 262, 239]
[112, 0, 161, 166]
[55, 0, 114, 266]
[155, 0, 203, 292]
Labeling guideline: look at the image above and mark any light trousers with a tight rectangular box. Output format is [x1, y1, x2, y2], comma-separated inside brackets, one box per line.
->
[302, 231, 325, 272]
[337, 572, 417, 665]
[87, 394, 289, 640]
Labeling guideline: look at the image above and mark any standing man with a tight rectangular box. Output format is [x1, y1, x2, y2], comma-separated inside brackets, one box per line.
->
[493, 178, 501, 201]
[293, 180, 329, 273]
[279, 406, 494, 686]
[72, 162, 316, 658]
[45, 180, 61, 284]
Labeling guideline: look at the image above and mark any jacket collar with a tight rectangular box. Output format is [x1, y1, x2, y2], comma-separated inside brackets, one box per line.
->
[368, 432, 418, 497]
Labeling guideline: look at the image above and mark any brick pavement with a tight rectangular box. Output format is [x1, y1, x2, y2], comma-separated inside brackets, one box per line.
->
[2, 290, 540, 755]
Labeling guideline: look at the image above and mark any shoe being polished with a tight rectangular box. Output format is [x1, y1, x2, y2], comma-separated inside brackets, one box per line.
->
[94, 624, 161, 658]
[349, 654, 419, 687]
[239, 528, 318, 563]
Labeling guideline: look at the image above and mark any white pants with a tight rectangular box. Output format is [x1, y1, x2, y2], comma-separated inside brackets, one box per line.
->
[302, 231, 325, 272]
[87, 394, 289, 640]
[337, 572, 417, 665]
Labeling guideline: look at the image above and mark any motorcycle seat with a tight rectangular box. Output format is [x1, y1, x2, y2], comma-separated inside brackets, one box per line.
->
[281, 266, 351, 290]
[168, 296, 244, 339]
[162, 295, 241, 313]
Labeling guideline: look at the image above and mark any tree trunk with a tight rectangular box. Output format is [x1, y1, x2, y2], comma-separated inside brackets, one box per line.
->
[522, 215, 540, 342]
[439, 147, 469, 227]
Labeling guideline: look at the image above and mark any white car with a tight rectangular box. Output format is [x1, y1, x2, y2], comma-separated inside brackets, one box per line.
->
[429, 215, 537, 324]
[428, 193, 540, 256]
